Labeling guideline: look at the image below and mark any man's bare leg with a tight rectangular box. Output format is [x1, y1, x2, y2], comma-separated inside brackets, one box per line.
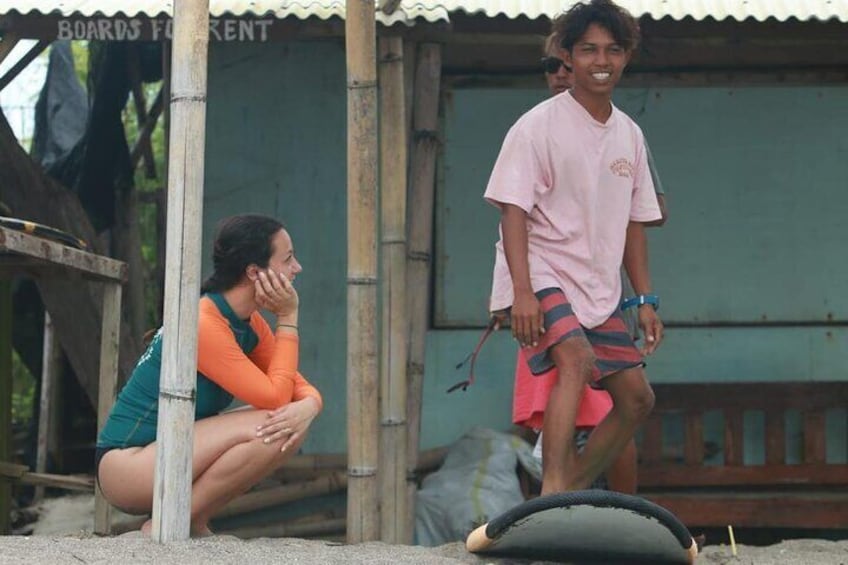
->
[558, 367, 654, 491]
[605, 438, 638, 494]
[540, 337, 595, 495]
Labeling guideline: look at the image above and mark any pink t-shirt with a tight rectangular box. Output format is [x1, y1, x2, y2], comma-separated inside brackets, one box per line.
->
[485, 91, 661, 328]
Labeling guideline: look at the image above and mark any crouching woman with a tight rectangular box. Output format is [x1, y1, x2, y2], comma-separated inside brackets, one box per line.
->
[96, 214, 322, 536]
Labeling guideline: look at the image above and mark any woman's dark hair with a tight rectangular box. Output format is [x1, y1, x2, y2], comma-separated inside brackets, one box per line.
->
[201, 214, 284, 293]
[554, 0, 640, 53]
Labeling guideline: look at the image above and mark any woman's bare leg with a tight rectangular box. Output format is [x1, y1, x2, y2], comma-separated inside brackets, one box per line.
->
[188, 426, 305, 531]
[98, 408, 298, 535]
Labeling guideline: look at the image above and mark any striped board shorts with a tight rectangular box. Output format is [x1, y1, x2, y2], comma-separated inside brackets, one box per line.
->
[525, 287, 644, 379]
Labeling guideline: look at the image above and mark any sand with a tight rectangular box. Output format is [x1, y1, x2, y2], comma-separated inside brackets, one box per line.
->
[1, 534, 847, 564]
[5, 495, 846, 564]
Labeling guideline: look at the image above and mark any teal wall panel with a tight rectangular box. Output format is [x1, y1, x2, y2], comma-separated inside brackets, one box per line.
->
[419, 330, 517, 450]
[204, 41, 349, 453]
[647, 326, 848, 383]
[202, 43, 847, 456]
[436, 88, 543, 326]
[416, 326, 848, 449]
[437, 86, 848, 326]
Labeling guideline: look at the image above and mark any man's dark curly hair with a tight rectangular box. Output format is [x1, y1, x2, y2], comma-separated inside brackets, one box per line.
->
[553, 0, 641, 53]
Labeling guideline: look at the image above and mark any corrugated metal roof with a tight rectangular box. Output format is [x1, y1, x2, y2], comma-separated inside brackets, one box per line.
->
[2, 1, 846, 23]
[434, 1, 848, 22]
[0, 1, 442, 26]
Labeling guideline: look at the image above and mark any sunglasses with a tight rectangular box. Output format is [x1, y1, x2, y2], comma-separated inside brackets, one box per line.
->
[541, 56, 572, 74]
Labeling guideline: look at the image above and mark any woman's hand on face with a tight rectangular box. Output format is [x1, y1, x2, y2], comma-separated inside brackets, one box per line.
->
[255, 397, 320, 452]
[254, 269, 299, 317]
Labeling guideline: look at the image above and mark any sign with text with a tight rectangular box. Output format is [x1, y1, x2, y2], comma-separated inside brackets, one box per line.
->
[56, 17, 275, 41]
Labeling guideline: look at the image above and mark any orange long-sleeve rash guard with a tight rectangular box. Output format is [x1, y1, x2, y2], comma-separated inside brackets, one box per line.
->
[196, 296, 323, 411]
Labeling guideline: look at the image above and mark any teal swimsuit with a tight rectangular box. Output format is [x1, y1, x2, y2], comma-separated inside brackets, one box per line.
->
[96, 293, 259, 449]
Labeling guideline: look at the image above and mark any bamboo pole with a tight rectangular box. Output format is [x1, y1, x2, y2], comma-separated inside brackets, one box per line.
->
[378, 35, 409, 544]
[274, 445, 448, 481]
[151, 0, 210, 543]
[0, 280, 11, 535]
[214, 472, 347, 519]
[0, 462, 94, 492]
[220, 506, 344, 537]
[404, 42, 442, 540]
[34, 311, 60, 503]
[403, 40, 416, 145]
[224, 517, 346, 540]
[94, 282, 121, 535]
[345, 0, 380, 544]
[281, 452, 348, 470]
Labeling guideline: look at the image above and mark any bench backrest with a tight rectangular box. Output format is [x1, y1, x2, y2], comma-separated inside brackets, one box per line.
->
[638, 382, 848, 489]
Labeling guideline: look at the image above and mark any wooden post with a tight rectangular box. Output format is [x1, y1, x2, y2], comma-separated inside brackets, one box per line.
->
[0, 280, 11, 535]
[0, 40, 50, 93]
[129, 88, 164, 170]
[345, 0, 380, 544]
[0, 32, 20, 67]
[94, 283, 122, 534]
[127, 45, 158, 178]
[378, 35, 409, 544]
[404, 42, 442, 540]
[34, 311, 61, 503]
[114, 186, 145, 353]
[151, 0, 210, 543]
[378, 0, 403, 15]
[157, 42, 171, 321]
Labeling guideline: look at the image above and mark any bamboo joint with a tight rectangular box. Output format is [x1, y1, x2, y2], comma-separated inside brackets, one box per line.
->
[347, 80, 378, 89]
[348, 466, 378, 477]
[158, 389, 196, 401]
[170, 94, 207, 103]
[347, 276, 378, 285]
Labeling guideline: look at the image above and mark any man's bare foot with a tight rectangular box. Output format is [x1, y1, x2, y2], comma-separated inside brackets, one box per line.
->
[540, 483, 567, 496]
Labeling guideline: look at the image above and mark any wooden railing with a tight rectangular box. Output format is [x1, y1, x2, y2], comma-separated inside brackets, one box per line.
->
[638, 382, 848, 528]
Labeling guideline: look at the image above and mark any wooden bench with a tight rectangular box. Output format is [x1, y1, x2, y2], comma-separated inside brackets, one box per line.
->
[638, 382, 848, 529]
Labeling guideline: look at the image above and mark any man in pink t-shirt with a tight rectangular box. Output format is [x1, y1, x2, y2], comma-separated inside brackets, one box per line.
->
[486, 0, 664, 495]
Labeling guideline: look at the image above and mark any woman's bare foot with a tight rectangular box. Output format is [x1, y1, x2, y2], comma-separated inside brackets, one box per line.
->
[191, 524, 215, 538]
[139, 519, 211, 538]
[140, 519, 152, 536]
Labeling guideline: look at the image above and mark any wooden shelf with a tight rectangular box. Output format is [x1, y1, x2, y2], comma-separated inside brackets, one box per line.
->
[0, 226, 126, 283]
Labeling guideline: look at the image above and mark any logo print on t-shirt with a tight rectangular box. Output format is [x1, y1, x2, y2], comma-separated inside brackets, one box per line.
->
[609, 158, 634, 178]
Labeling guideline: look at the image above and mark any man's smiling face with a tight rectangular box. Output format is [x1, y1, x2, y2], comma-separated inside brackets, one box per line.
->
[564, 22, 630, 98]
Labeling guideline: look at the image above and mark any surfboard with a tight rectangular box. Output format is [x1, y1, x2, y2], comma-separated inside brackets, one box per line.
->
[466, 490, 698, 563]
[0, 216, 89, 250]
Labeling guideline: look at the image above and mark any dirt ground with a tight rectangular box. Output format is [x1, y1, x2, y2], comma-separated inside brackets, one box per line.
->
[4, 495, 846, 564]
[0, 534, 847, 564]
